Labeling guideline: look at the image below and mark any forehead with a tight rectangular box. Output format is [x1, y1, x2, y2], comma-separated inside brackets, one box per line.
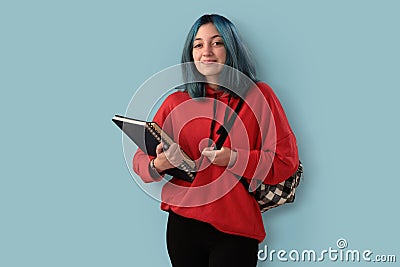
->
[195, 23, 221, 40]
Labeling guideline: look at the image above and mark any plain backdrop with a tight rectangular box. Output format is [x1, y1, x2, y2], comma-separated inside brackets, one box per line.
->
[1, 0, 399, 266]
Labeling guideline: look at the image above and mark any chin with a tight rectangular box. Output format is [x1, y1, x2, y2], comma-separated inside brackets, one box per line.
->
[196, 65, 224, 78]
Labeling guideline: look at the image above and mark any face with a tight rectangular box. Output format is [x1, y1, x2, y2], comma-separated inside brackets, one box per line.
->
[192, 23, 227, 84]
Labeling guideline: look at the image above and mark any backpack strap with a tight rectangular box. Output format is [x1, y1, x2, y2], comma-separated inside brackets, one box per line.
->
[214, 97, 244, 149]
[214, 97, 257, 193]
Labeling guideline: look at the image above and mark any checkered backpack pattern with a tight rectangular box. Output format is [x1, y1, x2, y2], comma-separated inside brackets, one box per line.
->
[238, 161, 303, 212]
[252, 161, 303, 212]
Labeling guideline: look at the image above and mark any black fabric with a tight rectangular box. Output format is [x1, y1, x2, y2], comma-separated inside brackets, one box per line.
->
[166, 211, 258, 267]
[214, 97, 244, 150]
[197, 94, 241, 169]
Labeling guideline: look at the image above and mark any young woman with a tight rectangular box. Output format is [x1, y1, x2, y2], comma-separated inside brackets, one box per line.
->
[133, 14, 299, 267]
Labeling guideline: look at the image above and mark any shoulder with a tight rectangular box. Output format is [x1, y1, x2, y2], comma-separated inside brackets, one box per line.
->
[244, 81, 289, 114]
[245, 81, 277, 103]
[153, 90, 191, 122]
[165, 90, 190, 102]
[255, 81, 275, 96]
[161, 90, 191, 108]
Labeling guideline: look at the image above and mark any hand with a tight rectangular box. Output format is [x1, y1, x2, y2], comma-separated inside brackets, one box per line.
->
[201, 146, 237, 167]
[153, 143, 184, 172]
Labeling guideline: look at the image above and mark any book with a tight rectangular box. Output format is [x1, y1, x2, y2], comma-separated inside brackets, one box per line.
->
[112, 115, 196, 182]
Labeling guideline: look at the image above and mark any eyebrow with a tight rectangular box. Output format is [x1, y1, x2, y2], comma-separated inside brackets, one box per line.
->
[194, 34, 222, 41]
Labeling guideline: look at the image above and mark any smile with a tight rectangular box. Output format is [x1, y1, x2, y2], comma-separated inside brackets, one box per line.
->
[200, 60, 218, 64]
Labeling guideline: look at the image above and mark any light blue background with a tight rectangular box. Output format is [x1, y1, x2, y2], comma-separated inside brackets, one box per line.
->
[1, 0, 399, 266]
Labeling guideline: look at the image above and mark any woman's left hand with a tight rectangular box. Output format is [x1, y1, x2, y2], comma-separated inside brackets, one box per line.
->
[201, 146, 237, 167]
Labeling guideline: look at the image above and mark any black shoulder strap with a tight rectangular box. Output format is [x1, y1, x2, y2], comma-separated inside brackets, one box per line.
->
[214, 97, 256, 193]
[214, 98, 244, 150]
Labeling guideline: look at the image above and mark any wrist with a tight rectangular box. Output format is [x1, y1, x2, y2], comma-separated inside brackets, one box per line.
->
[228, 150, 238, 167]
[149, 158, 161, 177]
[151, 158, 164, 173]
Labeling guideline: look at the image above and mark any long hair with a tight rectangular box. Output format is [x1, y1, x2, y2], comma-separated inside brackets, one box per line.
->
[180, 14, 258, 98]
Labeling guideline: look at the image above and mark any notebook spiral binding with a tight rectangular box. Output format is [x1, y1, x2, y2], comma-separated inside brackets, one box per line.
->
[146, 123, 195, 180]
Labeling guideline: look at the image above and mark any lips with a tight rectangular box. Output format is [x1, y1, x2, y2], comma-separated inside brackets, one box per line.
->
[200, 60, 218, 65]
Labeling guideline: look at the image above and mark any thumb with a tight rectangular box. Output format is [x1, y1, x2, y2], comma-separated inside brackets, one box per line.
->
[201, 147, 216, 161]
[156, 143, 164, 155]
[201, 146, 215, 154]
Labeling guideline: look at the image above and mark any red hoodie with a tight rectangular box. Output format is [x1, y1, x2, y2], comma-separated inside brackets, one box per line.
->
[133, 82, 299, 242]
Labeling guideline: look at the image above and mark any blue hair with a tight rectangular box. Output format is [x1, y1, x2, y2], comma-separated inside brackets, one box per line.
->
[180, 14, 258, 98]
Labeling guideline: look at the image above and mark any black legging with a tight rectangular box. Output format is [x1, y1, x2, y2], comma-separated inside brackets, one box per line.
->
[166, 211, 259, 267]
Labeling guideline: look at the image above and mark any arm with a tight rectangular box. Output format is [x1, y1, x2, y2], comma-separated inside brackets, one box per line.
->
[132, 93, 185, 183]
[133, 149, 163, 183]
[231, 83, 299, 185]
[203, 83, 299, 185]
[133, 142, 186, 183]
[228, 133, 299, 185]
[201, 134, 298, 185]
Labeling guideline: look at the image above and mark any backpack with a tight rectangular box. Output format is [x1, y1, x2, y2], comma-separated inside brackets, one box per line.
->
[239, 162, 303, 212]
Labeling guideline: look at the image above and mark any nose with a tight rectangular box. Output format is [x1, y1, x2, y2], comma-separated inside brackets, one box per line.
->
[202, 43, 213, 56]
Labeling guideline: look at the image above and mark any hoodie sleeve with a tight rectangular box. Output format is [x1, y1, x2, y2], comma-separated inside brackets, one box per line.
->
[227, 82, 299, 185]
[132, 94, 176, 183]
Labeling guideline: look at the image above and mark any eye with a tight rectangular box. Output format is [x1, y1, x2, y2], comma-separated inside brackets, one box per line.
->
[193, 43, 203, 49]
[212, 41, 224, 47]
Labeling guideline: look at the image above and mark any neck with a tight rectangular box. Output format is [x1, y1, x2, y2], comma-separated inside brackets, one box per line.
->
[206, 76, 220, 90]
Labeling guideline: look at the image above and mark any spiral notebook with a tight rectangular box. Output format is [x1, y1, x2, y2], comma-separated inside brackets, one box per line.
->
[112, 115, 196, 182]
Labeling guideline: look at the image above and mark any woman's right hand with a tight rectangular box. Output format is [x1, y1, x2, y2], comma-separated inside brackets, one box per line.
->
[153, 143, 184, 172]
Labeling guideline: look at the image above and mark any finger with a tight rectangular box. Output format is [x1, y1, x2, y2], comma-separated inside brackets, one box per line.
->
[168, 142, 179, 152]
[156, 143, 164, 155]
[164, 143, 179, 158]
[163, 143, 185, 167]
[202, 146, 215, 152]
[202, 149, 216, 162]
[201, 148, 214, 156]
[161, 142, 169, 151]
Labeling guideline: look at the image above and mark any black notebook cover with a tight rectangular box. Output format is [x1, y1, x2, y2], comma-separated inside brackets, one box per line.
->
[112, 115, 196, 182]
